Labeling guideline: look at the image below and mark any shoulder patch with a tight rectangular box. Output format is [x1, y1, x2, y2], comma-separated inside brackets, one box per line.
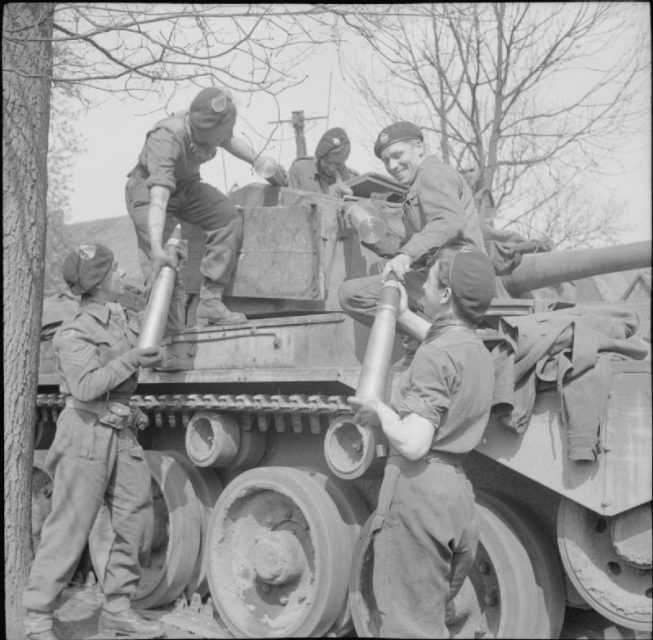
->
[53, 326, 95, 360]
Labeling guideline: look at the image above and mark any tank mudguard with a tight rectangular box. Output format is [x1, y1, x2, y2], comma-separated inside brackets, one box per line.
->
[474, 358, 651, 517]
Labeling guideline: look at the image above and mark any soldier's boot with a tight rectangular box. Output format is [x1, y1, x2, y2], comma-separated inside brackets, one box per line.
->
[196, 282, 247, 326]
[25, 611, 60, 640]
[26, 630, 61, 640]
[98, 608, 164, 638]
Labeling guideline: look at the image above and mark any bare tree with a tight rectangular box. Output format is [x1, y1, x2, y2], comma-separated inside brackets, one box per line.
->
[35, 3, 339, 139]
[3, 5, 54, 637]
[44, 87, 86, 295]
[2, 4, 339, 633]
[332, 2, 649, 247]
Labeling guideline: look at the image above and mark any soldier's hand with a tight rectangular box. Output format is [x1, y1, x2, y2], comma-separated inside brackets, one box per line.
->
[151, 245, 176, 278]
[126, 346, 163, 368]
[536, 236, 554, 252]
[348, 396, 382, 429]
[397, 282, 409, 316]
[382, 253, 412, 282]
[266, 164, 288, 187]
[328, 182, 354, 198]
[173, 240, 188, 268]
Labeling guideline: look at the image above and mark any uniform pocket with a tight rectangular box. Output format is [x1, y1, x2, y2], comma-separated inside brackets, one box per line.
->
[126, 177, 151, 208]
[56, 409, 112, 461]
[128, 445, 145, 460]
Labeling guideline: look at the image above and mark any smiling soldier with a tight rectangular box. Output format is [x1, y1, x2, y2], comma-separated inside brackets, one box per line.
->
[338, 121, 486, 362]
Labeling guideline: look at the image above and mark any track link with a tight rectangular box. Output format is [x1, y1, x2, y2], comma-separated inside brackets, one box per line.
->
[36, 393, 354, 434]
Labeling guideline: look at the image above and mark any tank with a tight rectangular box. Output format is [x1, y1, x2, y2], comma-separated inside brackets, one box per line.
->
[35, 182, 651, 638]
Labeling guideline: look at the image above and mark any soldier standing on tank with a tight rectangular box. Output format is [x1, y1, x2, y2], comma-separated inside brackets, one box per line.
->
[350, 241, 496, 637]
[126, 86, 287, 326]
[338, 122, 487, 362]
[288, 126, 358, 197]
[23, 242, 186, 640]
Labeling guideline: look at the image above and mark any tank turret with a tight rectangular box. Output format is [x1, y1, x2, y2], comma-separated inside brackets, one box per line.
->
[501, 240, 651, 296]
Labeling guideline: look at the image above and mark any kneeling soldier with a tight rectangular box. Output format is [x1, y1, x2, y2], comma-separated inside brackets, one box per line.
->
[23, 242, 185, 640]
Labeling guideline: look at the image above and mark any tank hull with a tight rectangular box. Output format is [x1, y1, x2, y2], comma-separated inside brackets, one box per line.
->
[35, 183, 651, 636]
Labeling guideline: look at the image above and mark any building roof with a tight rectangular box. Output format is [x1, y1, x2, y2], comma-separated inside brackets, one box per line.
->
[64, 216, 144, 287]
[622, 271, 652, 300]
[574, 268, 651, 342]
[573, 270, 645, 303]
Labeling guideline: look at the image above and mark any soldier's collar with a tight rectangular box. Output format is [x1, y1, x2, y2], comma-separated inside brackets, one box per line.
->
[425, 312, 474, 342]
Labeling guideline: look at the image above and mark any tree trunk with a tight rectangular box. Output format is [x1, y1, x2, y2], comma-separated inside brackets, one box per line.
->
[2, 4, 54, 638]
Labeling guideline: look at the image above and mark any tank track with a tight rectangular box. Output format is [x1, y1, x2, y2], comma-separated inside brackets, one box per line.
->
[36, 392, 354, 433]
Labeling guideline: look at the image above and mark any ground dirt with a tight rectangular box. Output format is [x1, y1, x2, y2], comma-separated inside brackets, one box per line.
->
[51, 585, 233, 639]
[48, 584, 651, 639]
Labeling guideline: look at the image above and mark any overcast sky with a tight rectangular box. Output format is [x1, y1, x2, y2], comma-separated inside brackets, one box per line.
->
[65, 7, 651, 246]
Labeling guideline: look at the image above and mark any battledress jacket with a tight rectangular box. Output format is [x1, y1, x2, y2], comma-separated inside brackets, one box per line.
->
[490, 304, 649, 460]
[399, 155, 486, 261]
[54, 287, 185, 404]
[287, 156, 359, 194]
[363, 155, 487, 261]
[128, 111, 234, 195]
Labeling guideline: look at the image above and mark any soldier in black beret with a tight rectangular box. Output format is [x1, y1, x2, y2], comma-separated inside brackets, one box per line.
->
[288, 126, 359, 196]
[24, 243, 188, 640]
[126, 87, 288, 326]
[339, 120, 488, 363]
[350, 241, 496, 638]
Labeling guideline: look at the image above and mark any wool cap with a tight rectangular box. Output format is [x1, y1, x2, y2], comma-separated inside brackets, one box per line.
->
[315, 127, 351, 162]
[62, 244, 114, 295]
[436, 245, 496, 323]
[374, 121, 424, 158]
[189, 87, 236, 130]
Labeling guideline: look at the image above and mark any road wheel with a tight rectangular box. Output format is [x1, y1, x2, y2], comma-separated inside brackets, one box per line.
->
[31, 450, 53, 558]
[164, 449, 224, 598]
[299, 468, 371, 636]
[350, 496, 546, 637]
[205, 466, 353, 637]
[89, 450, 202, 609]
[557, 497, 652, 631]
[476, 490, 566, 638]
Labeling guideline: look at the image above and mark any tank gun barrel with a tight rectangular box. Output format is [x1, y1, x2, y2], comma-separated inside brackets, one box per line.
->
[137, 225, 183, 349]
[501, 241, 651, 296]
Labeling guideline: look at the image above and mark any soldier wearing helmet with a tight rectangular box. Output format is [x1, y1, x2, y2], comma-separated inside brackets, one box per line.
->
[350, 241, 496, 638]
[288, 127, 359, 196]
[126, 87, 288, 326]
[23, 243, 186, 640]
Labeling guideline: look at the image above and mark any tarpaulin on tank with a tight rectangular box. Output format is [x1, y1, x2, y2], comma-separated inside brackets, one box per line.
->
[490, 304, 649, 461]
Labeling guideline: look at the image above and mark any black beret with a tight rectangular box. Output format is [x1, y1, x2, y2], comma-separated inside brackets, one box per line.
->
[374, 121, 424, 158]
[315, 127, 351, 162]
[447, 248, 496, 322]
[62, 244, 114, 295]
[189, 87, 236, 130]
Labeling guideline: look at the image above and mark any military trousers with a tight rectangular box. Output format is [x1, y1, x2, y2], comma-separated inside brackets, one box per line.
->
[337, 270, 428, 328]
[125, 176, 242, 288]
[24, 407, 152, 618]
[372, 457, 479, 638]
